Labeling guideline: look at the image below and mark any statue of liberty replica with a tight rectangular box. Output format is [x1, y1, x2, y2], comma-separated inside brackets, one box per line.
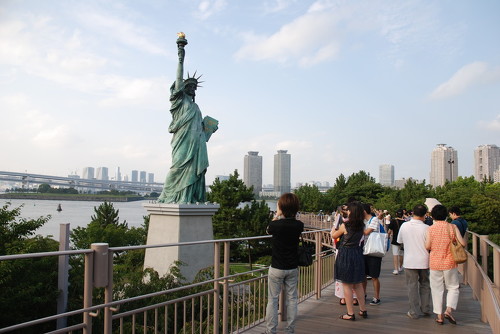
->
[158, 32, 218, 204]
[144, 33, 219, 282]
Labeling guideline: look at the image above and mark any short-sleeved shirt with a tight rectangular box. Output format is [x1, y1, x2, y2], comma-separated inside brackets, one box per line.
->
[427, 221, 457, 271]
[364, 216, 380, 231]
[397, 218, 429, 269]
[451, 217, 468, 237]
[389, 218, 405, 245]
[267, 218, 304, 270]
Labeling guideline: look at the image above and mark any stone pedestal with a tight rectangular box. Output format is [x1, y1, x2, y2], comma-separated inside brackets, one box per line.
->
[143, 203, 220, 282]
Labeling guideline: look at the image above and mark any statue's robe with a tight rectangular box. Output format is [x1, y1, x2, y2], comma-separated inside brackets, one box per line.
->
[158, 82, 209, 204]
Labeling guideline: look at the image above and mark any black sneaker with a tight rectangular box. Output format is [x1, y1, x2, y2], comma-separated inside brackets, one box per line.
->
[369, 298, 381, 305]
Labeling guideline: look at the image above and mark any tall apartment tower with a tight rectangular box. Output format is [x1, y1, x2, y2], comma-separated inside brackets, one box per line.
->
[379, 164, 395, 187]
[115, 167, 122, 181]
[131, 170, 139, 183]
[474, 144, 500, 181]
[148, 173, 155, 183]
[82, 167, 95, 180]
[274, 150, 291, 194]
[140, 171, 147, 183]
[430, 144, 458, 187]
[96, 167, 109, 180]
[243, 151, 263, 196]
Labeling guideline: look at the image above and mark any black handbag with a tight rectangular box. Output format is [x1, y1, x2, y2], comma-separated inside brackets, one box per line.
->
[297, 236, 314, 266]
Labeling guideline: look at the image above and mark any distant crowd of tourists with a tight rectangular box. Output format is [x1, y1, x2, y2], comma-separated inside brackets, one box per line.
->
[263, 193, 468, 333]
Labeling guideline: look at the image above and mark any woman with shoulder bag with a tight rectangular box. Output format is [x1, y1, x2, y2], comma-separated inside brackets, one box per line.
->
[425, 205, 466, 325]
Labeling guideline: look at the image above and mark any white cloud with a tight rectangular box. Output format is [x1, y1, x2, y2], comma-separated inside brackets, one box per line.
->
[76, 10, 167, 56]
[479, 114, 500, 131]
[263, 0, 297, 13]
[430, 62, 500, 99]
[235, 10, 340, 66]
[235, 0, 454, 67]
[196, 0, 227, 20]
[0, 94, 79, 148]
[0, 13, 168, 109]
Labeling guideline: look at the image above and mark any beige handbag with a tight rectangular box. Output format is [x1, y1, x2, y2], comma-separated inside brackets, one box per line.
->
[448, 224, 467, 264]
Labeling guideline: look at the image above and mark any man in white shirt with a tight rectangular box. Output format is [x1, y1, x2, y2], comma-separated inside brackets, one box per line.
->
[397, 204, 431, 319]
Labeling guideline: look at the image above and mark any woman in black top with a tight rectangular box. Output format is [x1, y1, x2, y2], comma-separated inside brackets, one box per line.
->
[388, 209, 405, 274]
[331, 201, 368, 321]
[265, 193, 304, 334]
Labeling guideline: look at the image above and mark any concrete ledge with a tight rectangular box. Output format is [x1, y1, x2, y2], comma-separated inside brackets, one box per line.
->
[143, 203, 220, 216]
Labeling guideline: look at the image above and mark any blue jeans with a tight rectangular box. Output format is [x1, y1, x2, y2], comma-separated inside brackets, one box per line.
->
[265, 267, 299, 334]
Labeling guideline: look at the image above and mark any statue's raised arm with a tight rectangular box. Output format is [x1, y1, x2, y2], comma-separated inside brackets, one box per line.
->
[175, 32, 187, 91]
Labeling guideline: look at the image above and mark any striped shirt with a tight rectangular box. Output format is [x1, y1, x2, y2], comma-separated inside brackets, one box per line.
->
[428, 220, 457, 270]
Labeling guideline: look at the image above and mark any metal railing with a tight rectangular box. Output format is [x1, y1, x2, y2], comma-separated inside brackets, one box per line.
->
[461, 231, 500, 334]
[0, 229, 334, 334]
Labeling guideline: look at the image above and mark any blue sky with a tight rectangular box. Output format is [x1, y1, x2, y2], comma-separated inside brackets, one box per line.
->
[1, 0, 499, 187]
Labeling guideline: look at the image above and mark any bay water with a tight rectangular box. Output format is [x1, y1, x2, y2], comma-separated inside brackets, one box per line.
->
[1, 198, 152, 240]
[1, 198, 277, 241]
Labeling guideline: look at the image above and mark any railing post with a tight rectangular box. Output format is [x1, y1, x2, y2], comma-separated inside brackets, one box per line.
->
[83, 252, 94, 334]
[104, 249, 114, 334]
[479, 235, 489, 275]
[213, 242, 220, 334]
[91, 243, 109, 334]
[472, 233, 478, 258]
[57, 223, 70, 330]
[222, 241, 230, 334]
[494, 249, 500, 300]
[315, 231, 322, 299]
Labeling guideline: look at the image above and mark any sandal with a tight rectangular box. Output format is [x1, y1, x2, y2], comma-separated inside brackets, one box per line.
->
[339, 298, 346, 305]
[339, 313, 355, 321]
[359, 310, 368, 318]
[444, 313, 457, 324]
[353, 299, 359, 306]
[435, 317, 444, 325]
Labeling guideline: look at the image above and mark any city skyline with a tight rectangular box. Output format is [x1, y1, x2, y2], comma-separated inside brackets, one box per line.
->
[4, 141, 499, 187]
[1, 1, 499, 186]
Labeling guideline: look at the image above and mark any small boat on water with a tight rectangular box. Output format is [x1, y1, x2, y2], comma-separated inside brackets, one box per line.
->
[57, 204, 62, 212]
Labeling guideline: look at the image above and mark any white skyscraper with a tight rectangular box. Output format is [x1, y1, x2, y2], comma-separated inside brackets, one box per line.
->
[140, 171, 147, 183]
[131, 170, 139, 183]
[379, 164, 395, 187]
[430, 144, 458, 187]
[115, 167, 122, 181]
[274, 150, 291, 194]
[474, 144, 500, 181]
[82, 167, 95, 180]
[148, 173, 154, 183]
[244, 151, 263, 196]
[96, 167, 109, 180]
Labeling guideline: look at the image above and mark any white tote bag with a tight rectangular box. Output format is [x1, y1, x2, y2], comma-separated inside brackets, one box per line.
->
[363, 222, 387, 258]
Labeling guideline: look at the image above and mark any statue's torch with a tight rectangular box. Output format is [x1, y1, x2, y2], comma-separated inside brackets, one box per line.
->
[177, 32, 188, 48]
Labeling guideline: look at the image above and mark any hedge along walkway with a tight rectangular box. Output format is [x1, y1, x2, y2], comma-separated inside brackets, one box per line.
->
[244, 253, 491, 334]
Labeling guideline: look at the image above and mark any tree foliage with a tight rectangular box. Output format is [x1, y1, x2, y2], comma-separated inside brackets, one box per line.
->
[70, 201, 145, 249]
[0, 202, 58, 333]
[207, 170, 271, 264]
[293, 171, 499, 235]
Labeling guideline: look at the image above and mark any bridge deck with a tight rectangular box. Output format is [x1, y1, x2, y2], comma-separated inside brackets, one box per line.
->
[245, 254, 491, 334]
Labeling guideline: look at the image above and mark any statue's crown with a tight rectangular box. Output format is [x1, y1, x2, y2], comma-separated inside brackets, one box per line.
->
[184, 71, 203, 87]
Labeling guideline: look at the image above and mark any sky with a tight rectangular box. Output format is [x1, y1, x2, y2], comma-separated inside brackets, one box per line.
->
[1, 0, 499, 187]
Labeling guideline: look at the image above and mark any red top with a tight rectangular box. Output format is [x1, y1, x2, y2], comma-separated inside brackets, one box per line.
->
[428, 221, 457, 270]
